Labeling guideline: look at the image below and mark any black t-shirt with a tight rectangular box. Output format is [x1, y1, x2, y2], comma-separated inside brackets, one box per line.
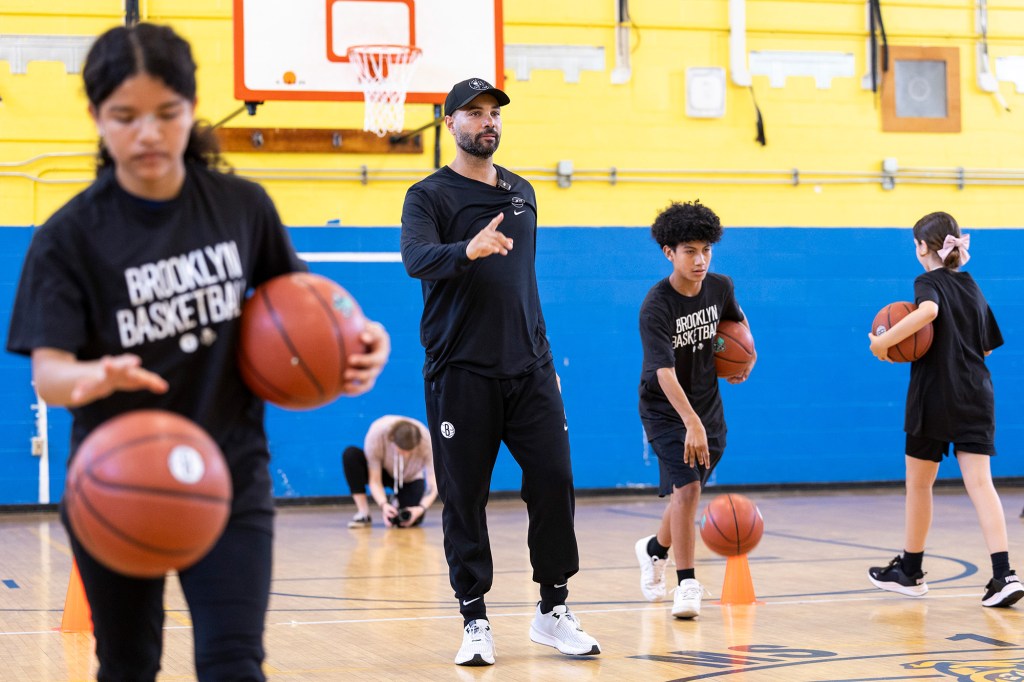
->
[905, 268, 1003, 443]
[639, 274, 743, 439]
[400, 165, 551, 380]
[7, 164, 305, 516]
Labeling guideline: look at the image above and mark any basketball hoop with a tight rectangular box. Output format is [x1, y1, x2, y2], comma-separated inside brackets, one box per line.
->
[347, 44, 422, 137]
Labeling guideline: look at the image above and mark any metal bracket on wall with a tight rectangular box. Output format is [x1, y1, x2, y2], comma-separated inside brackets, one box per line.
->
[881, 157, 897, 191]
[556, 160, 574, 188]
[0, 35, 93, 74]
[995, 56, 1024, 93]
[749, 51, 855, 89]
[505, 45, 605, 83]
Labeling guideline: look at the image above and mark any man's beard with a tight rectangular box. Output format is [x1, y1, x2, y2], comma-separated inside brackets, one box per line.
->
[455, 129, 500, 158]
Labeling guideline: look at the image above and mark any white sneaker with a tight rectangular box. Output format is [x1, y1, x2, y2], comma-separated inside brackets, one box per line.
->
[635, 535, 668, 601]
[529, 604, 601, 656]
[672, 578, 705, 619]
[346, 513, 372, 528]
[455, 619, 494, 666]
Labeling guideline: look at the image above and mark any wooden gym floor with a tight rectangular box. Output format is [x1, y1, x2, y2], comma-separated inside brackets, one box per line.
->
[1, 487, 1024, 681]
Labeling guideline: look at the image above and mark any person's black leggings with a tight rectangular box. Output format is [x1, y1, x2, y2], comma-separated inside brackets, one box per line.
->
[342, 446, 426, 523]
[64, 506, 273, 682]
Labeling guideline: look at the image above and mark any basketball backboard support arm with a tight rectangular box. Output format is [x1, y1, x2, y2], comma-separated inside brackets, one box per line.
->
[389, 108, 442, 142]
[211, 102, 263, 129]
[390, 103, 442, 166]
[433, 104, 441, 167]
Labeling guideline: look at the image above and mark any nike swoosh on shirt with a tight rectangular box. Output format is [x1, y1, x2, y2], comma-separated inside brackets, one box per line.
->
[462, 597, 482, 605]
[514, 209, 526, 215]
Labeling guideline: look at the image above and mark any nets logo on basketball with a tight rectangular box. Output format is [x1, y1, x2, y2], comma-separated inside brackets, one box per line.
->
[332, 292, 357, 318]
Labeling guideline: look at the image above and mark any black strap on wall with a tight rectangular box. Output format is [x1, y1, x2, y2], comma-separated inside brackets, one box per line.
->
[125, 0, 140, 27]
[749, 87, 766, 146]
[868, 0, 889, 94]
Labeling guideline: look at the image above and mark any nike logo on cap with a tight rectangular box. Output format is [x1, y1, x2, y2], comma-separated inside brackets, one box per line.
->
[514, 209, 526, 215]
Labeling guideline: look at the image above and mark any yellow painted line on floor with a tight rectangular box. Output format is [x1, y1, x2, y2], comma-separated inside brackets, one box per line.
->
[164, 608, 192, 627]
[26, 527, 72, 557]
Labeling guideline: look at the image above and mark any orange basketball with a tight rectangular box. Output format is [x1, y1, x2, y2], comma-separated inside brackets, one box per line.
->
[238, 272, 368, 409]
[871, 301, 934, 362]
[700, 493, 765, 557]
[713, 320, 755, 378]
[64, 410, 231, 578]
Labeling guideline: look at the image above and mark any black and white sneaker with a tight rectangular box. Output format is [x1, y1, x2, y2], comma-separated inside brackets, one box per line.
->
[982, 571, 1024, 608]
[868, 556, 928, 597]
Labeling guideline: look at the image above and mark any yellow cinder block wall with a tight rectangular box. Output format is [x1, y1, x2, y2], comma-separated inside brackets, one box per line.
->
[2, 0, 1024, 228]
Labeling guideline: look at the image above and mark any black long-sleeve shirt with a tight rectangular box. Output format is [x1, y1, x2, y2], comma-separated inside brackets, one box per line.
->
[400, 165, 551, 380]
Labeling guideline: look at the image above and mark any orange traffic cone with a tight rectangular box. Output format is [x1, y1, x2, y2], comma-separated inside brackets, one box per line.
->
[719, 554, 759, 605]
[60, 559, 93, 633]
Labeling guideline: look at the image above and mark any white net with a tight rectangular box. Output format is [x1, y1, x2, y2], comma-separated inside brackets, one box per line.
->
[347, 44, 422, 137]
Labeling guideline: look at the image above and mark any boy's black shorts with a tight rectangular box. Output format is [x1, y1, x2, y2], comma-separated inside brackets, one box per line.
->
[906, 433, 996, 462]
[649, 428, 726, 496]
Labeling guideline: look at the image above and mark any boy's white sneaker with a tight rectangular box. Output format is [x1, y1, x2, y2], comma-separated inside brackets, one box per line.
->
[455, 619, 494, 666]
[529, 604, 601, 656]
[672, 578, 705, 619]
[635, 535, 668, 601]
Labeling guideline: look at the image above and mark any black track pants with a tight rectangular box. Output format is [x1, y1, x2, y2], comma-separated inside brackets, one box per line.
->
[424, 361, 579, 600]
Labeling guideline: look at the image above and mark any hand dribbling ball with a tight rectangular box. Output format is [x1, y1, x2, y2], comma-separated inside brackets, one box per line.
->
[64, 410, 232, 578]
[713, 320, 755, 378]
[238, 272, 368, 409]
[872, 301, 933, 362]
[700, 493, 764, 557]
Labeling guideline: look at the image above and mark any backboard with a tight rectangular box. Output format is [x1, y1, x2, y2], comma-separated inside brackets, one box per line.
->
[233, 0, 504, 105]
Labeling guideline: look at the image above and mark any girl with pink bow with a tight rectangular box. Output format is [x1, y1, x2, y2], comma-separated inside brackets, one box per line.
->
[865, 211, 1021, 608]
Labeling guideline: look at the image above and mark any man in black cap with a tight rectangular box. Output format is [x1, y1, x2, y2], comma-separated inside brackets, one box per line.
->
[400, 78, 600, 667]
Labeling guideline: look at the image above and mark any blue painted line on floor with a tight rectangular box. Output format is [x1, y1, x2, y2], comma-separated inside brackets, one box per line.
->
[3, 580, 18, 589]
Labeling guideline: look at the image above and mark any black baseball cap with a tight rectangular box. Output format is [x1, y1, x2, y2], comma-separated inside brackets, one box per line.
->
[443, 78, 510, 117]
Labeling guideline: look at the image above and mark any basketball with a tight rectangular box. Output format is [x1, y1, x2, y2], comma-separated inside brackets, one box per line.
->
[699, 493, 765, 557]
[64, 410, 232, 578]
[871, 301, 934, 362]
[238, 272, 369, 410]
[713, 320, 755, 378]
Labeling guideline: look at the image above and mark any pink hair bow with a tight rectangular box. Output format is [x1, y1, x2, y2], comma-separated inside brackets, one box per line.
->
[937, 233, 970, 265]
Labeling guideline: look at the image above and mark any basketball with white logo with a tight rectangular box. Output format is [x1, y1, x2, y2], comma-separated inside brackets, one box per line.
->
[64, 410, 232, 578]
[871, 301, 933, 362]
